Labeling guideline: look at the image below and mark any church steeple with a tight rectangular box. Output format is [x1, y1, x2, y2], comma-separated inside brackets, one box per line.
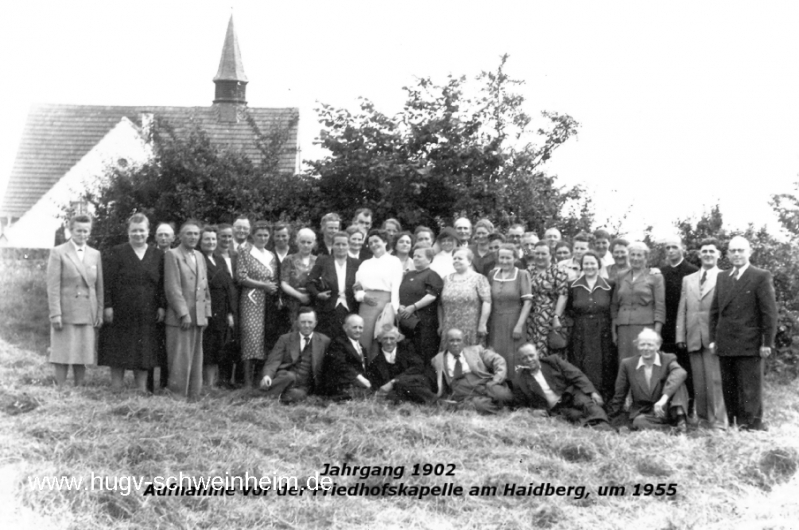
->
[213, 15, 248, 105]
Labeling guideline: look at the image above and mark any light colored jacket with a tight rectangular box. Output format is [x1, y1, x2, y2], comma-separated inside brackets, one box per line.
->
[47, 241, 103, 325]
[164, 247, 211, 327]
[675, 268, 717, 351]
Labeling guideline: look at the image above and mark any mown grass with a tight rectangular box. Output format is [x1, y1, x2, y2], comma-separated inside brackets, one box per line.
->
[1, 261, 798, 529]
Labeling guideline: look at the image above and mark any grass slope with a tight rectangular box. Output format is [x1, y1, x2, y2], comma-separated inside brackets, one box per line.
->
[1, 259, 798, 529]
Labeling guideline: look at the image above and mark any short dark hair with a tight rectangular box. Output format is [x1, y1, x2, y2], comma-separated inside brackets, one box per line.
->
[352, 208, 373, 221]
[252, 221, 271, 234]
[593, 229, 611, 241]
[272, 222, 290, 235]
[218, 223, 233, 231]
[414, 225, 434, 237]
[366, 229, 389, 244]
[201, 224, 218, 237]
[610, 238, 629, 250]
[332, 231, 350, 242]
[573, 232, 591, 244]
[580, 250, 603, 269]
[297, 306, 317, 320]
[698, 237, 720, 250]
[394, 231, 414, 250]
[554, 241, 571, 252]
[488, 233, 506, 243]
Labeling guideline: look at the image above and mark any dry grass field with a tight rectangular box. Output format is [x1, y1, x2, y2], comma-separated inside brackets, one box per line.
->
[1, 259, 798, 530]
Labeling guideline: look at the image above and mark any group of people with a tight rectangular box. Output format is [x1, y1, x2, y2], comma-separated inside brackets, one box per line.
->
[46, 209, 777, 432]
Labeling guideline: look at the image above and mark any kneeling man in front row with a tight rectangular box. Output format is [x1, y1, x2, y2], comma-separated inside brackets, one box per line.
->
[512, 343, 611, 429]
[609, 328, 689, 431]
[367, 325, 437, 404]
[431, 329, 512, 414]
[321, 314, 372, 399]
[260, 307, 331, 402]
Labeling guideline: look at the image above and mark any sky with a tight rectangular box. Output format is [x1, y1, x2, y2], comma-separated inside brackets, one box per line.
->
[2, 0, 798, 240]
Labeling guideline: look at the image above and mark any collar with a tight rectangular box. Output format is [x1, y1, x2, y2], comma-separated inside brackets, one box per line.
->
[636, 353, 662, 370]
[491, 267, 518, 282]
[572, 274, 611, 292]
[668, 258, 684, 268]
[300, 332, 314, 342]
[70, 239, 86, 252]
[348, 337, 363, 353]
[731, 263, 750, 277]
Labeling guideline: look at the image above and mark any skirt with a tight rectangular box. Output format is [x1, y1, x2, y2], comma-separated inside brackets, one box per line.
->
[50, 324, 96, 365]
[358, 290, 392, 359]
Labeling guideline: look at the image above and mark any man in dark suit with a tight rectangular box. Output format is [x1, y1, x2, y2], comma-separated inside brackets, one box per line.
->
[320, 314, 371, 399]
[609, 328, 689, 432]
[660, 236, 699, 413]
[512, 344, 611, 428]
[367, 325, 436, 403]
[259, 307, 331, 402]
[306, 232, 359, 340]
[709, 236, 777, 431]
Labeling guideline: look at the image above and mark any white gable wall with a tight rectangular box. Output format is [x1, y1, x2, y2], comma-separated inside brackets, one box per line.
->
[2, 118, 150, 249]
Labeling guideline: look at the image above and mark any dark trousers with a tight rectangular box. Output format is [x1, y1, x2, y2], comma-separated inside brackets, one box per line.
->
[261, 370, 308, 402]
[719, 355, 764, 429]
[551, 389, 610, 426]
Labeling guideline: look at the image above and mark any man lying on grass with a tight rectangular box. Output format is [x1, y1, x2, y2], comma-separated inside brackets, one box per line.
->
[512, 343, 613, 430]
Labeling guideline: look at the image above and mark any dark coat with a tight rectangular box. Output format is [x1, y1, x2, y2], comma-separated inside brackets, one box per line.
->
[261, 331, 331, 393]
[709, 266, 778, 356]
[306, 255, 360, 314]
[203, 254, 238, 332]
[366, 341, 426, 389]
[321, 335, 367, 395]
[609, 352, 687, 419]
[660, 260, 698, 346]
[512, 355, 597, 410]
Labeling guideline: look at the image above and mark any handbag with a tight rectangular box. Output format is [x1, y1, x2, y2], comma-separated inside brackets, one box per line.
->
[398, 312, 420, 334]
[311, 276, 331, 293]
[547, 328, 568, 350]
[374, 304, 397, 340]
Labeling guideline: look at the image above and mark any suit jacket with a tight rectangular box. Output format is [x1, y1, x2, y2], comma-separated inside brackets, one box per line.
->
[262, 331, 331, 393]
[164, 247, 211, 327]
[47, 241, 104, 325]
[660, 260, 699, 345]
[203, 253, 238, 332]
[306, 255, 359, 314]
[431, 345, 507, 397]
[709, 265, 777, 356]
[513, 355, 597, 409]
[321, 335, 368, 394]
[103, 243, 165, 328]
[675, 267, 717, 351]
[609, 352, 686, 418]
[611, 269, 666, 326]
[366, 341, 426, 389]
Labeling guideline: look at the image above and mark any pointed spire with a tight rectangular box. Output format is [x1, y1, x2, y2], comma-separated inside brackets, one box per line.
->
[213, 15, 248, 105]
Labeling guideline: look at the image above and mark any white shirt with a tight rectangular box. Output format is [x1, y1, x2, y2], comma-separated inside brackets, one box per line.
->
[70, 239, 86, 262]
[222, 255, 233, 276]
[532, 370, 561, 408]
[730, 263, 750, 280]
[354, 253, 403, 310]
[636, 353, 662, 389]
[249, 246, 274, 274]
[381, 347, 397, 365]
[430, 251, 455, 279]
[446, 351, 471, 378]
[334, 259, 349, 309]
[699, 266, 720, 296]
[300, 332, 314, 350]
[349, 338, 364, 365]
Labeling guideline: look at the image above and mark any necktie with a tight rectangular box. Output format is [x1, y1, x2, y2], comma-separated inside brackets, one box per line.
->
[453, 354, 463, 380]
[700, 270, 707, 287]
[732, 267, 740, 281]
[302, 336, 311, 353]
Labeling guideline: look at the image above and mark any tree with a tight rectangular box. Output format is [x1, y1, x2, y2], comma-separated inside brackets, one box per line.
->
[80, 117, 316, 248]
[307, 55, 591, 233]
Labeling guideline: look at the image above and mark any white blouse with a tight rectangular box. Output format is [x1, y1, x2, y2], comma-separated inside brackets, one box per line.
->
[354, 252, 403, 310]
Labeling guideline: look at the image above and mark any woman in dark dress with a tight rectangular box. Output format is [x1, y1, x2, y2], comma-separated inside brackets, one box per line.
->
[200, 225, 237, 388]
[398, 246, 443, 362]
[566, 251, 616, 401]
[99, 213, 166, 392]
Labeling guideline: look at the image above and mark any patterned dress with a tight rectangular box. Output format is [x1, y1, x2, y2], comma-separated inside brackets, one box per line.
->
[488, 267, 532, 374]
[526, 264, 569, 357]
[237, 247, 277, 361]
[280, 253, 317, 325]
[440, 271, 491, 348]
